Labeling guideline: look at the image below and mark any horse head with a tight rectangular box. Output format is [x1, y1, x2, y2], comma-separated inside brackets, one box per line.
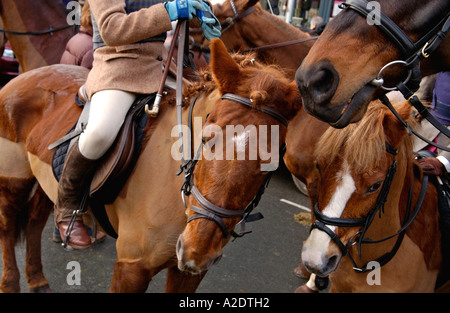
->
[296, 0, 450, 128]
[176, 39, 301, 275]
[301, 100, 413, 277]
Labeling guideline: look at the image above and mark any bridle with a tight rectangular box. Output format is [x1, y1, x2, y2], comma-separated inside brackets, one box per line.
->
[177, 93, 289, 239]
[311, 142, 430, 272]
[339, 0, 450, 150]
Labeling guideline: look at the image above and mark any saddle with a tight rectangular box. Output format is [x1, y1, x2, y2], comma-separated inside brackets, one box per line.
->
[49, 86, 153, 238]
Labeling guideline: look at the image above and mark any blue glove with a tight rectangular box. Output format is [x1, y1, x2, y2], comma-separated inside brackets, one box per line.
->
[164, 0, 203, 21]
[197, 2, 221, 40]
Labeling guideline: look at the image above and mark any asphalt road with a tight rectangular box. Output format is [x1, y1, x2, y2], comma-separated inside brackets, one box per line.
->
[1, 162, 314, 294]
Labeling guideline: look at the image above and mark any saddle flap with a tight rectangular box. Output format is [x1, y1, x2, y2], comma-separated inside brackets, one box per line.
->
[89, 95, 151, 201]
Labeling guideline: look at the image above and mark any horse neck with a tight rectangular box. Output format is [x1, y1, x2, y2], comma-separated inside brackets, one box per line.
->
[0, 0, 73, 71]
[240, 10, 312, 78]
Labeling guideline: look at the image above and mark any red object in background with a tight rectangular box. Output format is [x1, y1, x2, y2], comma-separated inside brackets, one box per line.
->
[0, 41, 20, 86]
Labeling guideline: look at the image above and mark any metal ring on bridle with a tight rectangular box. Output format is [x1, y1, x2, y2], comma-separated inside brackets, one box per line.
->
[371, 60, 412, 91]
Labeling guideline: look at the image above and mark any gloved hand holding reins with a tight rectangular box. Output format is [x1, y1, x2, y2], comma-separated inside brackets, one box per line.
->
[164, 0, 221, 40]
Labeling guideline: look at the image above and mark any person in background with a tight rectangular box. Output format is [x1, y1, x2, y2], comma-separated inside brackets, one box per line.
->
[414, 72, 450, 177]
[60, 0, 93, 69]
[309, 15, 325, 35]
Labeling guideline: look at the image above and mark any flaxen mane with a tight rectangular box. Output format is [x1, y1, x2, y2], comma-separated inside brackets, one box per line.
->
[315, 100, 415, 173]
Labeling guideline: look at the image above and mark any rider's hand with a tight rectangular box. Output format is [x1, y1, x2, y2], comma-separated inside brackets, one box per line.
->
[197, 1, 221, 40]
[417, 157, 446, 176]
[164, 0, 203, 21]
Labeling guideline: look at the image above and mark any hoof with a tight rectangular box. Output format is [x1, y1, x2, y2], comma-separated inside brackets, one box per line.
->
[293, 262, 311, 279]
[30, 284, 52, 293]
[294, 284, 318, 293]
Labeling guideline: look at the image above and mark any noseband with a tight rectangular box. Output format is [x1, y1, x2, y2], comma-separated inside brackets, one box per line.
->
[178, 93, 288, 239]
[311, 142, 429, 272]
[339, 0, 450, 149]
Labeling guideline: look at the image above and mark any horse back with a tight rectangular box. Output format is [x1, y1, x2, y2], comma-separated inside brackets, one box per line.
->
[0, 65, 88, 164]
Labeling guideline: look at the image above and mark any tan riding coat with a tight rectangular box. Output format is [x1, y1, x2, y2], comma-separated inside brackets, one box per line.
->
[85, 0, 173, 99]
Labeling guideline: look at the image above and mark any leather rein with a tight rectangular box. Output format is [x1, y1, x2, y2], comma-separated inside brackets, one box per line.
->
[312, 142, 430, 272]
[340, 0, 450, 150]
[177, 93, 288, 239]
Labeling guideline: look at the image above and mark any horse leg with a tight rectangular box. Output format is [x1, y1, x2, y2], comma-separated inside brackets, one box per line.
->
[0, 211, 20, 293]
[110, 260, 151, 293]
[165, 266, 206, 293]
[0, 178, 35, 293]
[24, 185, 52, 293]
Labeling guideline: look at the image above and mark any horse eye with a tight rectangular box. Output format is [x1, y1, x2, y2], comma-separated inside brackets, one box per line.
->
[366, 181, 382, 194]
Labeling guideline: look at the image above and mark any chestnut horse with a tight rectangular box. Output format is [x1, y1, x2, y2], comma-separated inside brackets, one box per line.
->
[204, 0, 327, 197]
[0, 0, 74, 71]
[0, 39, 299, 292]
[301, 99, 446, 292]
[296, 0, 450, 128]
[207, 0, 314, 78]
[176, 41, 301, 274]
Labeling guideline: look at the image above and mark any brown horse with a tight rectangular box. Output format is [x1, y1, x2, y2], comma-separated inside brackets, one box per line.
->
[203, 0, 327, 197]
[0, 39, 299, 292]
[207, 0, 314, 79]
[301, 99, 445, 292]
[176, 40, 301, 274]
[296, 0, 450, 128]
[0, 0, 74, 72]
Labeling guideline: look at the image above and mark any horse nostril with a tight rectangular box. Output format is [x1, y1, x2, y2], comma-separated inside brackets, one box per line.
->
[296, 61, 339, 109]
[210, 253, 223, 267]
[326, 255, 339, 271]
[310, 67, 338, 105]
[176, 236, 183, 259]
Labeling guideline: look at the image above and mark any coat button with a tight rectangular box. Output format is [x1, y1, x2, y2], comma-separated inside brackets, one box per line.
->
[157, 56, 163, 61]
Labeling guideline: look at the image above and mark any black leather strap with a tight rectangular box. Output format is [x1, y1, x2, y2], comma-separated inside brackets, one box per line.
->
[221, 93, 289, 127]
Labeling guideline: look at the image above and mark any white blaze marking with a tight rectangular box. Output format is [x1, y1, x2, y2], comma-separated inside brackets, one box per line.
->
[302, 161, 356, 264]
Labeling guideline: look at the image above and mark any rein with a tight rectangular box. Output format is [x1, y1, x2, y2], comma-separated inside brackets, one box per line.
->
[312, 142, 430, 272]
[339, 0, 450, 150]
[0, 24, 75, 36]
[177, 93, 288, 239]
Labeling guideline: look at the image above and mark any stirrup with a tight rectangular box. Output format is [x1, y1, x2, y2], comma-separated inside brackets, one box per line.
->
[62, 209, 81, 249]
[61, 189, 90, 249]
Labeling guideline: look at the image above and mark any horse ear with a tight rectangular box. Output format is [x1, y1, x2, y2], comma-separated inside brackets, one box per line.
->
[382, 100, 411, 147]
[210, 39, 240, 93]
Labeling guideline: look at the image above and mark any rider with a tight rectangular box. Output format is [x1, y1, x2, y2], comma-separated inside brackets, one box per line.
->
[415, 72, 450, 177]
[54, 0, 221, 249]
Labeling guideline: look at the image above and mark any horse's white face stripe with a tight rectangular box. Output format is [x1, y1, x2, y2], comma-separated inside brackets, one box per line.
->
[302, 161, 356, 265]
[321, 161, 356, 221]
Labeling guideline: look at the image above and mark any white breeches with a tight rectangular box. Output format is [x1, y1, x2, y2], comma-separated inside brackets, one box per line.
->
[79, 90, 136, 160]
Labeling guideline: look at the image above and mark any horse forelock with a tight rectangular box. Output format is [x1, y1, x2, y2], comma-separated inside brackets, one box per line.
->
[185, 52, 299, 118]
[315, 100, 413, 174]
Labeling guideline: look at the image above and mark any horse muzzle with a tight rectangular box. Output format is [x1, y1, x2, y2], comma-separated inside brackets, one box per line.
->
[176, 235, 223, 275]
[296, 61, 377, 128]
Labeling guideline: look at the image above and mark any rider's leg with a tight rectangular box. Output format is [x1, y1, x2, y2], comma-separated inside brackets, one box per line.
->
[55, 90, 136, 249]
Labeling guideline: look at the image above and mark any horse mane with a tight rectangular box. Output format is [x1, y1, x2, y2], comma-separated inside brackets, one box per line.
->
[315, 100, 415, 173]
[183, 51, 300, 117]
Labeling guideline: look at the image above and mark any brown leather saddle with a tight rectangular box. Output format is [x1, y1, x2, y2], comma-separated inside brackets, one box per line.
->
[49, 87, 153, 237]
